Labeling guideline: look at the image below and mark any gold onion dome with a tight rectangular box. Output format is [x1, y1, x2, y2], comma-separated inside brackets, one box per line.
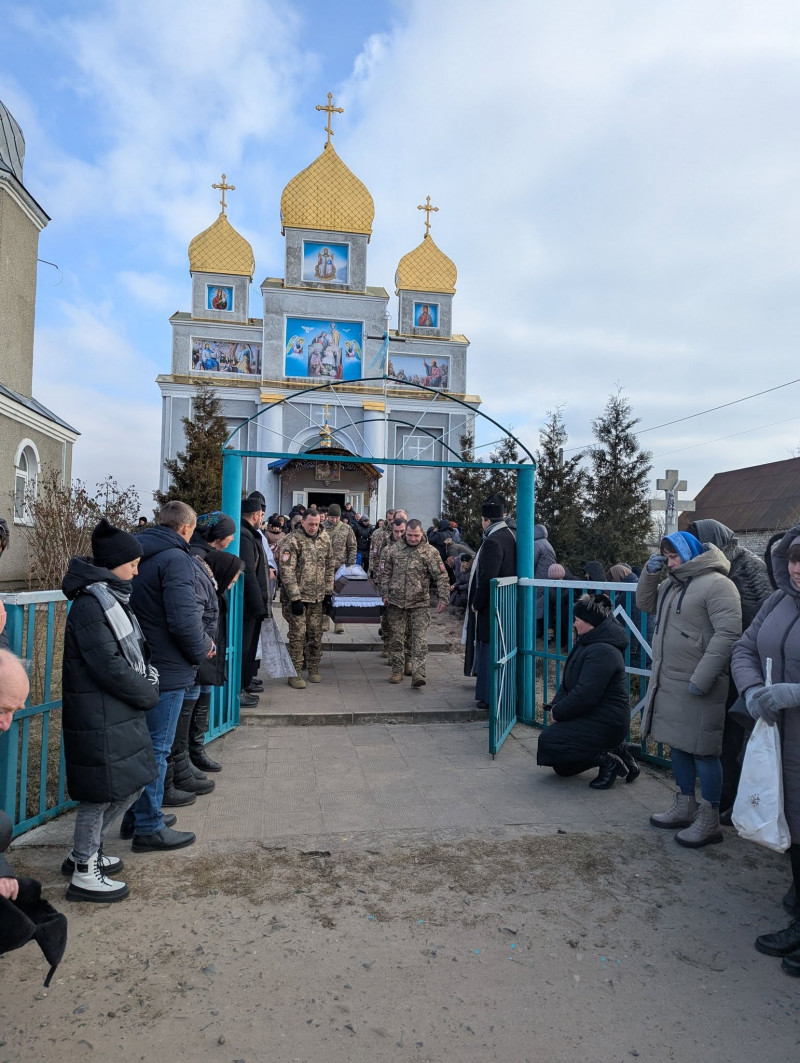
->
[188, 211, 255, 277]
[280, 143, 375, 236]
[395, 233, 457, 295]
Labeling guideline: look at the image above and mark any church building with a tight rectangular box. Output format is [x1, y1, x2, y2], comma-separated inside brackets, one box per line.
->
[157, 96, 479, 521]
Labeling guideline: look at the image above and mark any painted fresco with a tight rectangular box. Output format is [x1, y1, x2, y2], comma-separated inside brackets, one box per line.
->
[191, 338, 262, 375]
[285, 318, 363, 381]
[206, 284, 234, 312]
[302, 241, 349, 284]
[388, 354, 449, 389]
[413, 301, 439, 327]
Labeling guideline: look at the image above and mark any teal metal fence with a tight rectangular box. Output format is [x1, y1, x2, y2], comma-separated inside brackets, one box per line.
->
[0, 590, 75, 836]
[489, 577, 670, 765]
[488, 577, 518, 755]
[0, 580, 244, 838]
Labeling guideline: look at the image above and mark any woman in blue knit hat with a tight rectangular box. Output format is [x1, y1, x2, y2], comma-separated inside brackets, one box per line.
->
[636, 531, 741, 847]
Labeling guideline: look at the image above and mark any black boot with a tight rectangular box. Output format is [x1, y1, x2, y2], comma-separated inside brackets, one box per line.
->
[161, 761, 197, 807]
[189, 692, 222, 772]
[172, 750, 215, 796]
[617, 743, 641, 784]
[589, 751, 626, 790]
[120, 810, 176, 838]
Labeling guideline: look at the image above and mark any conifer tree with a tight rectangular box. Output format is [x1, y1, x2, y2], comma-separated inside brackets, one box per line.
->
[155, 379, 228, 516]
[584, 388, 653, 566]
[487, 436, 521, 519]
[442, 432, 488, 549]
[534, 406, 588, 570]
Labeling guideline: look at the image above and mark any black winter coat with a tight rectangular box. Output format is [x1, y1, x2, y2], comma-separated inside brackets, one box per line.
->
[130, 526, 211, 690]
[469, 523, 517, 640]
[61, 558, 158, 803]
[239, 521, 269, 620]
[536, 616, 630, 766]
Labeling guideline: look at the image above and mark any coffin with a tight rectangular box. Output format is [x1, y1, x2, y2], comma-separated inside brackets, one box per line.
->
[328, 564, 383, 624]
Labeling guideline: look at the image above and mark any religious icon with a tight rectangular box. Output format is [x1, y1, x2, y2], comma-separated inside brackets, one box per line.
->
[414, 302, 438, 328]
[207, 284, 234, 312]
[389, 353, 449, 389]
[191, 338, 262, 375]
[285, 317, 362, 381]
[302, 241, 349, 284]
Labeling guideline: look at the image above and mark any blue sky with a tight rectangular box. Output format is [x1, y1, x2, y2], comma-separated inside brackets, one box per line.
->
[3, 0, 800, 513]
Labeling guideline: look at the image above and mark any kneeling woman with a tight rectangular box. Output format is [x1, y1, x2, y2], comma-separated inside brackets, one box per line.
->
[537, 593, 638, 789]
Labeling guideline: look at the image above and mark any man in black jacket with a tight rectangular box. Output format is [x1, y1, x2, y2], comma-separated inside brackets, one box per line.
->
[239, 497, 270, 704]
[464, 494, 517, 708]
[127, 501, 213, 852]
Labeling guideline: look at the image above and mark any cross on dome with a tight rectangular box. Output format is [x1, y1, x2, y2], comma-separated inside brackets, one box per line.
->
[316, 92, 344, 145]
[417, 196, 439, 236]
[212, 174, 236, 214]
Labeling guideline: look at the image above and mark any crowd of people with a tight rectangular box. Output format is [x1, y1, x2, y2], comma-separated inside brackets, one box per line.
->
[2, 499, 800, 979]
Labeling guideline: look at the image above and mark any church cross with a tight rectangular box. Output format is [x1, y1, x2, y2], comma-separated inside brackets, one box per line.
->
[417, 195, 439, 236]
[316, 93, 344, 144]
[212, 174, 235, 214]
[651, 468, 696, 536]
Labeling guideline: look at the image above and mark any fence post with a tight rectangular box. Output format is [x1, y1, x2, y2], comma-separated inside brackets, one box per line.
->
[516, 464, 535, 723]
[0, 601, 24, 819]
[221, 449, 243, 725]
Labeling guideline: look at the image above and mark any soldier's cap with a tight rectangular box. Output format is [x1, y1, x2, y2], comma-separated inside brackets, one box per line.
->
[327, 504, 341, 517]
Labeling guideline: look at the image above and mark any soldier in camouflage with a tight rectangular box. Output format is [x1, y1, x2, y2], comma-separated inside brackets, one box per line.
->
[369, 508, 396, 573]
[374, 515, 408, 660]
[382, 519, 449, 687]
[322, 504, 357, 635]
[278, 511, 335, 689]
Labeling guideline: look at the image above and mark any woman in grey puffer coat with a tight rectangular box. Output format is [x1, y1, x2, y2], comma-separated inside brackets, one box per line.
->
[731, 524, 800, 977]
[637, 531, 741, 847]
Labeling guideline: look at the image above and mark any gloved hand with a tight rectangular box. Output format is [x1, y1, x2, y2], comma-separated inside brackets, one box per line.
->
[748, 683, 800, 725]
[323, 594, 333, 611]
[645, 554, 667, 574]
[290, 600, 305, 617]
[688, 682, 704, 696]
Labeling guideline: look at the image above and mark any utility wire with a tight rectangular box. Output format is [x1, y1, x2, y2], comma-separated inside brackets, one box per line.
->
[652, 415, 800, 459]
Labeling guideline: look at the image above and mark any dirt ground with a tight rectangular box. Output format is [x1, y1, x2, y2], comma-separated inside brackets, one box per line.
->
[3, 825, 799, 1063]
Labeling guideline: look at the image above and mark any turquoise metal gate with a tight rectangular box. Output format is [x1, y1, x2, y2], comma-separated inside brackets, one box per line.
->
[488, 577, 518, 755]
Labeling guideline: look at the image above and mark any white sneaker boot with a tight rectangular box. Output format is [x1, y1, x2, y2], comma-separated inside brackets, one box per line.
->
[675, 799, 723, 848]
[65, 852, 130, 903]
[61, 846, 124, 877]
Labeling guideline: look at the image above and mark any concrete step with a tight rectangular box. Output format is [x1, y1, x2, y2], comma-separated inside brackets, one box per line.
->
[241, 706, 488, 726]
[320, 638, 451, 653]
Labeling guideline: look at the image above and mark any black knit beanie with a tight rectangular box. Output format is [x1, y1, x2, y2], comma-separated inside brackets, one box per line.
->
[481, 493, 505, 520]
[91, 518, 142, 570]
[573, 592, 613, 628]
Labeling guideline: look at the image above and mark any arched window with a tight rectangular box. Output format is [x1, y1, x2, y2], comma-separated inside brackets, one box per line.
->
[13, 440, 40, 524]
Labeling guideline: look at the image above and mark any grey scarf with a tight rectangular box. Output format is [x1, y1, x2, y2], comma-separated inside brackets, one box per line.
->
[84, 582, 158, 685]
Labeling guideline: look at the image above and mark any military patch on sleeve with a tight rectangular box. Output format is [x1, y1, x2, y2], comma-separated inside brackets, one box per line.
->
[439, 563, 447, 572]
[281, 551, 291, 562]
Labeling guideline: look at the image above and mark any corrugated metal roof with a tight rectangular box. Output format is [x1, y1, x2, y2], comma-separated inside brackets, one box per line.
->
[679, 456, 800, 532]
[0, 382, 79, 434]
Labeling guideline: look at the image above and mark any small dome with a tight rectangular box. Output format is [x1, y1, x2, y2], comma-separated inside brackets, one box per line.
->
[188, 212, 255, 277]
[395, 234, 457, 295]
[280, 143, 374, 237]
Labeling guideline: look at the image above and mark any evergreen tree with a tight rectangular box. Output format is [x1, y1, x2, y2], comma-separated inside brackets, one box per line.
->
[534, 406, 588, 570]
[487, 436, 521, 518]
[442, 432, 488, 549]
[155, 379, 228, 515]
[584, 388, 653, 567]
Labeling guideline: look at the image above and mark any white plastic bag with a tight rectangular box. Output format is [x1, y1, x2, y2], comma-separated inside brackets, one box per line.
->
[732, 718, 791, 853]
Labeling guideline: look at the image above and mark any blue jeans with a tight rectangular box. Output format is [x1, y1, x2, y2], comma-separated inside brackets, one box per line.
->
[131, 689, 185, 834]
[670, 747, 723, 806]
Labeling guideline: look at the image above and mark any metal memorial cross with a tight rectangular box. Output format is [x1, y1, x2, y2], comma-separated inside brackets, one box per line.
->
[316, 93, 344, 144]
[651, 469, 696, 536]
[417, 195, 439, 236]
[212, 174, 235, 214]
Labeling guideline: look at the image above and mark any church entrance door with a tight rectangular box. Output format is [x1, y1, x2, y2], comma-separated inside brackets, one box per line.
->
[307, 490, 346, 509]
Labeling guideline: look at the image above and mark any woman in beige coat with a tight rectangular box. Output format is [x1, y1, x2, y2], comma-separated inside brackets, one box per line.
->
[637, 531, 741, 847]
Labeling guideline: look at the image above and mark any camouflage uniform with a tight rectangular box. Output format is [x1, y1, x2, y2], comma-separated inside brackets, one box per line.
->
[322, 519, 357, 633]
[278, 526, 335, 674]
[384, 539, 450, 680]
[369, 525, 390, 574]
[374, 533, 406, 655]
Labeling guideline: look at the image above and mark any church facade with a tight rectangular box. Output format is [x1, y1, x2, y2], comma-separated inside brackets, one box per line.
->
[157, 98, 479, 522]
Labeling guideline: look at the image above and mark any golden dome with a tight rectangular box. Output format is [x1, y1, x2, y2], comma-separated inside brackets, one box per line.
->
[395, 233, 457, 295]
[280, 143, 374, 236]
[188, 212, 255, 277]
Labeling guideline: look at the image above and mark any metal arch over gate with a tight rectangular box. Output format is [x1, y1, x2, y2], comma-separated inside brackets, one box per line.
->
[219, 375, 538, 756]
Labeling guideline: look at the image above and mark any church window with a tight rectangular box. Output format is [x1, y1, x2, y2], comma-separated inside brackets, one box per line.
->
[13, 441, 39, 525]
[402, 434, 435, 462]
